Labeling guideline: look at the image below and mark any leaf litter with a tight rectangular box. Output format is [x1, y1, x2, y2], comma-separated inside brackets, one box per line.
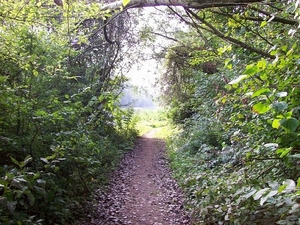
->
[77, 129, 190, 225]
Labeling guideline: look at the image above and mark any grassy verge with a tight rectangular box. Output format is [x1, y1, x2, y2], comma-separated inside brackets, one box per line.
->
[134, 108, 172, 136]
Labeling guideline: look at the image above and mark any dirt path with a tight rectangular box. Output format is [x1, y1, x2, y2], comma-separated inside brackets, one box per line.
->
[85, 129, 189, 225]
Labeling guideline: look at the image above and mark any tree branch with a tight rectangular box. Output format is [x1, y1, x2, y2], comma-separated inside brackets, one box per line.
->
[101, 0, 266, 11]
[247, 6, 298, 26]
[210, 9, 274, 46]
[104, 17, 115, 44]
[185, 9, 275, 59]
[151, 31, 181, 43]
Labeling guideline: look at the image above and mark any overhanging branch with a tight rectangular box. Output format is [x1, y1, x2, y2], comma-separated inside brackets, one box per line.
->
[101, 0, 266, 11]
[185, 9, 275, 59]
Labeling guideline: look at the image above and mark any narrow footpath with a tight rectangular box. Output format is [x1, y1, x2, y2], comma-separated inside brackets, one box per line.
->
[85, 129, 189, 225]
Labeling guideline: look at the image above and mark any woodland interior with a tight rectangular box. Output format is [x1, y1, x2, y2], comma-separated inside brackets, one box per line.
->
[0, 0, 300, 224]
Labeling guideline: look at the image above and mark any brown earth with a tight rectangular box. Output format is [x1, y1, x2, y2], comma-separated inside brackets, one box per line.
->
[80, 129, 190, 225]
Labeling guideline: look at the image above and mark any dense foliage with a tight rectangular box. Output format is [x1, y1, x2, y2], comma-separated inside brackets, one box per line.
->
[157, 1, 300, 224]
[0, 1, 137, 224]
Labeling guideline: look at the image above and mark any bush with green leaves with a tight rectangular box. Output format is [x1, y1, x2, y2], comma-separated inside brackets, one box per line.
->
[166, 40, 300, 225]
[0, 1, 138, 224]
[168, 121, 300, 224]
[161, 2, 300, 223]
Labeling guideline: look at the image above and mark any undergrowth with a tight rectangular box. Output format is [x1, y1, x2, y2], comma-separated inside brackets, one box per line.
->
[158, 25, 300, 223]
[0, 107, 138, 225]
[164, 68, 300, 224]
[167, 115, 300, 224]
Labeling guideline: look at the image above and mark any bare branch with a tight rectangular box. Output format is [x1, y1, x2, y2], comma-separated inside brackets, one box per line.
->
[151, 31, 181, 43]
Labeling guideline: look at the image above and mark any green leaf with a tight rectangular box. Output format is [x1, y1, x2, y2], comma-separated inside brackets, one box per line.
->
[272, 101, 288, 113]
[98, 95, 104, 102]
[40, 158, 50, 164]
[253, 188, 269, 200]
[278, 184, 287, 193]
[242, 189, 256, 199]
[280, 117, 299, 132]
[11, 179, 25, 190]
[276, 220, 289, 225]
[264, 143, 278, 149]
[243, 64, 258, 76]
[252, 88, 271, 98]
[224, 58, 232, 69]
[23, 155, 32, 167]
[0, 76, 8, 83]
[259, 72, 268, 80]
[35, 110, 48, 117]
[36, 179, 46, 189]
[27, 193, 35, 206]
[7, 200, 17, 213]
[275, 92, 288, 97]
[284, 111, 293, 118]
[272, 119, 281, 129]
[260, 21, 267, 27]
[10, 156, 21, 167]
[288, 154, 300, 159]
[276, 147, 292, 158]
[229, 75, 248, 85]
[257, 59, 267, 69]
[260, 190, 277, 205]
[252, 102, 271, 114]
[32, 69, 38, 76]
[46, 153, 57, 160]
[282, 179, 296, 193]
[34, 186, 47, 195]
[122, 0, 130, 6]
